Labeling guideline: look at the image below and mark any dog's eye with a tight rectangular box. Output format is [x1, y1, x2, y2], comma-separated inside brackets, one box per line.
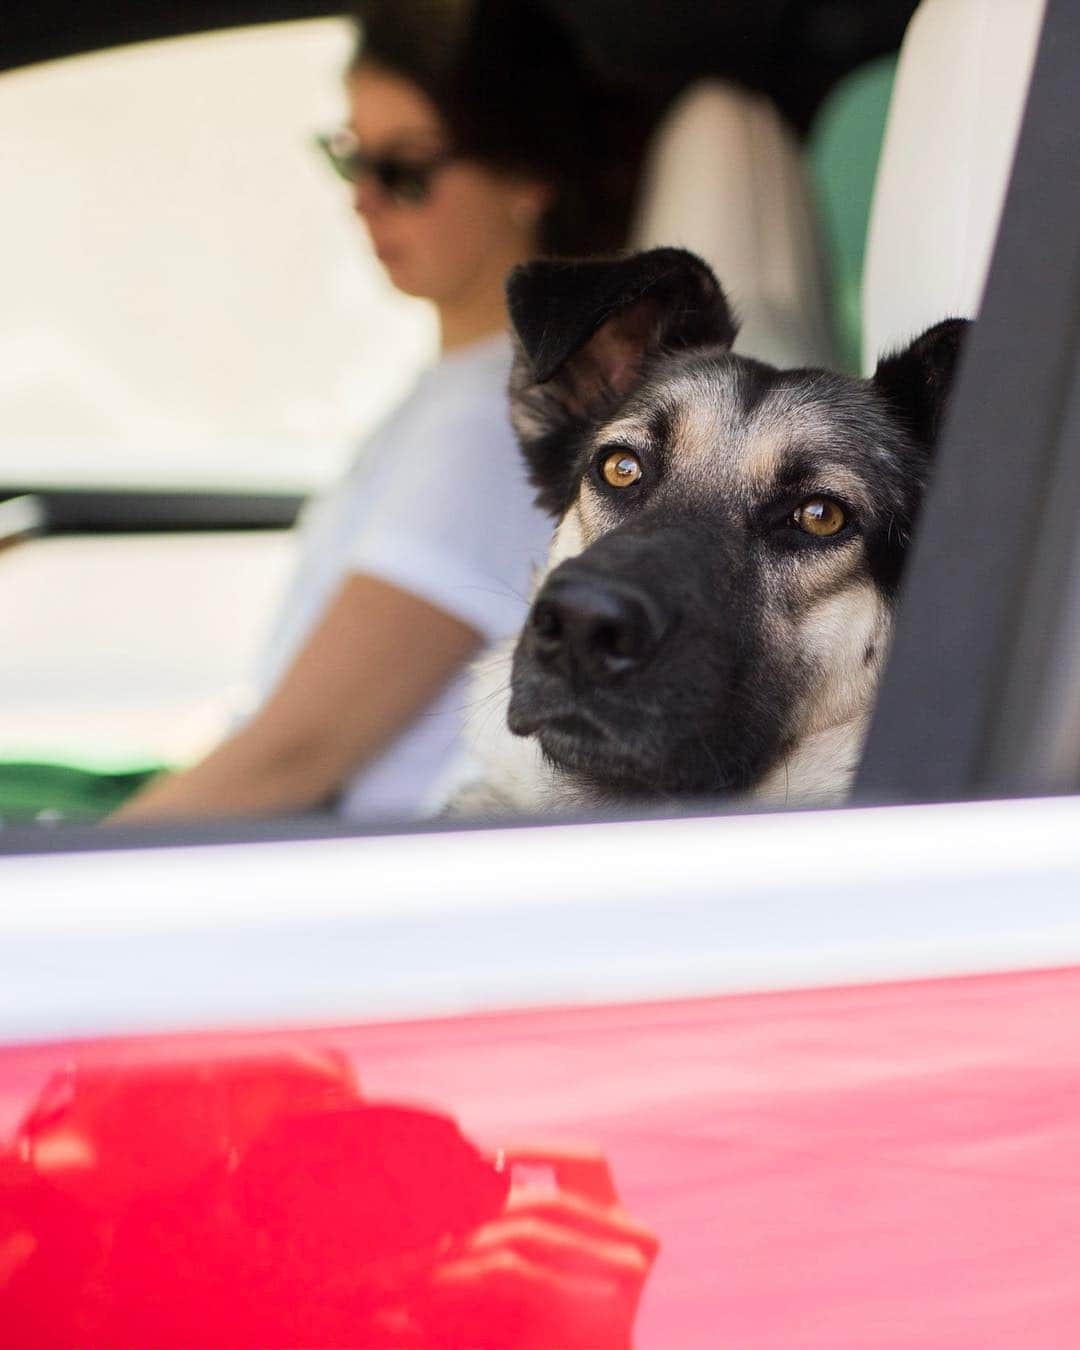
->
[792, 497, 846, 537]
[600, 450, 643, 489]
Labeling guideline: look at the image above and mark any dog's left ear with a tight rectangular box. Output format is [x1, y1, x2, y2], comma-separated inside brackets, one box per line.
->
[506, 247, 737, 514]
[872, 318, 972, 448]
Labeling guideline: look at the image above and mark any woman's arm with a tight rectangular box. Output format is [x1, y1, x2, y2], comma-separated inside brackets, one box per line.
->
[110, 572, 482, 823]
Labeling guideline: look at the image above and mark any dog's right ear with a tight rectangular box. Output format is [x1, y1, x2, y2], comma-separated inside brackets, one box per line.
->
[506, 247, 737, 515]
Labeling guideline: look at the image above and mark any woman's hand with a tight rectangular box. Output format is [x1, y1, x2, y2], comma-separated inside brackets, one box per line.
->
[419, 1148, 659, 1349]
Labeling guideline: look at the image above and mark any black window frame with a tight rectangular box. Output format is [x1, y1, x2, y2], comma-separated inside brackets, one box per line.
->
[0, 487, 305, 537]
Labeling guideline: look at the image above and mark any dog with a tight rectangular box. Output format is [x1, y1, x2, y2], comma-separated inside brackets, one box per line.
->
[453, 247, 969, 816]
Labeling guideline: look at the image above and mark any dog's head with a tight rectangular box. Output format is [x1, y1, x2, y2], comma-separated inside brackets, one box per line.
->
[504, 247, 969, 802]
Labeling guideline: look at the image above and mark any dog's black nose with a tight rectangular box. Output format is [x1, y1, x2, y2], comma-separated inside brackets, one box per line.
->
[528, 572, 667, 683]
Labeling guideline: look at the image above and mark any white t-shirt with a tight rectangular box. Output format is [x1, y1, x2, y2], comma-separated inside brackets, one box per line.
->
[255, 332, 551, 821]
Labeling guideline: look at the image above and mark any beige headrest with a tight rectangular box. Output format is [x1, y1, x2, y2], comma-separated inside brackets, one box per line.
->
[631, 81, 834, 370]
[862, 0, 1046, 372]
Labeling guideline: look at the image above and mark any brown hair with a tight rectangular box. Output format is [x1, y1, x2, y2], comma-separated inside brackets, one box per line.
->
[348, 0, 647, 256]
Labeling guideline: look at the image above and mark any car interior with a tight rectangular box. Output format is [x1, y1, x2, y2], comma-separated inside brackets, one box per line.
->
[0, 0, 1073, 993]
[4, 2, 1080, 1346]
[0, 1, 911, 823]
[2, 0, 1077, 842]
[4, 0, 1071, 837]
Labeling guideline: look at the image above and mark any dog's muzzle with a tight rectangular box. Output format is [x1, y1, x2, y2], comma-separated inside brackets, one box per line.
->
[526, 567, 670, 686]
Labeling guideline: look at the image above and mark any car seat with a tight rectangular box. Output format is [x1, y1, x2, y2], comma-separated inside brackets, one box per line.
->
[806, 55, 898, 374]
[861, 0, 1048, 373]
[854, 0, 1056, 805]
[630, 82, 835, 370]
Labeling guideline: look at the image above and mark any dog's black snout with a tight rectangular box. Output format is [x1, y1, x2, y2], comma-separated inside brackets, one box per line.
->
[528, 572, 667, 683]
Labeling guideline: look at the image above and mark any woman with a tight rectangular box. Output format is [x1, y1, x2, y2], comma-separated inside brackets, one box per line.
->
[114, 0, 644, 824]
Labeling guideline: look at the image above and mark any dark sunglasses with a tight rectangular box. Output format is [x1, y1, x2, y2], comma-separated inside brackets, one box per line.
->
[315, 129, 455, 206]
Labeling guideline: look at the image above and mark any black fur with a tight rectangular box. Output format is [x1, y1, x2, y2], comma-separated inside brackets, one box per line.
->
[872, 318, 969, 447]
[507, 247, 737, 383]
[507, 248, 737, 515]
[508, 516, 794, 797]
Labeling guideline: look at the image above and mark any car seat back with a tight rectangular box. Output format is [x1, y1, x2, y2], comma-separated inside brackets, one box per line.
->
[806, 55, 898, 374]
[630, 81, 835, 370]
[861, 0, 1047, 372]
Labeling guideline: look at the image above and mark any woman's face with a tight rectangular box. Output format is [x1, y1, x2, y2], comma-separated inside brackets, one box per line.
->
[344, 63, 547, 307]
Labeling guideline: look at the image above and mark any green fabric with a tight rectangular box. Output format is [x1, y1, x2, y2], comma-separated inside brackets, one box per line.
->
[0, 761, 164, 824]
[807, 55, 899, 374]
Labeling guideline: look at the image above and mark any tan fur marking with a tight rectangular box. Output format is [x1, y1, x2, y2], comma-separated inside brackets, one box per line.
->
[590, 416, 651, 449]
[789, 465, 878, 517]
[784, 539, 863, 606]
[750, 716, 870, 807]
[794, 583, 891, 737]
[735, 423, 788, 485]
[542, 504, 588, 579]
[742, 399, 877, 502]
[668, 401, 726, 469]
[579, 482, 621, 540]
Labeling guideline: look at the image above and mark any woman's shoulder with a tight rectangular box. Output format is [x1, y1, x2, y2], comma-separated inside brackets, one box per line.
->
[399, 335, 515, 439]
[425, 332, 511, 395]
